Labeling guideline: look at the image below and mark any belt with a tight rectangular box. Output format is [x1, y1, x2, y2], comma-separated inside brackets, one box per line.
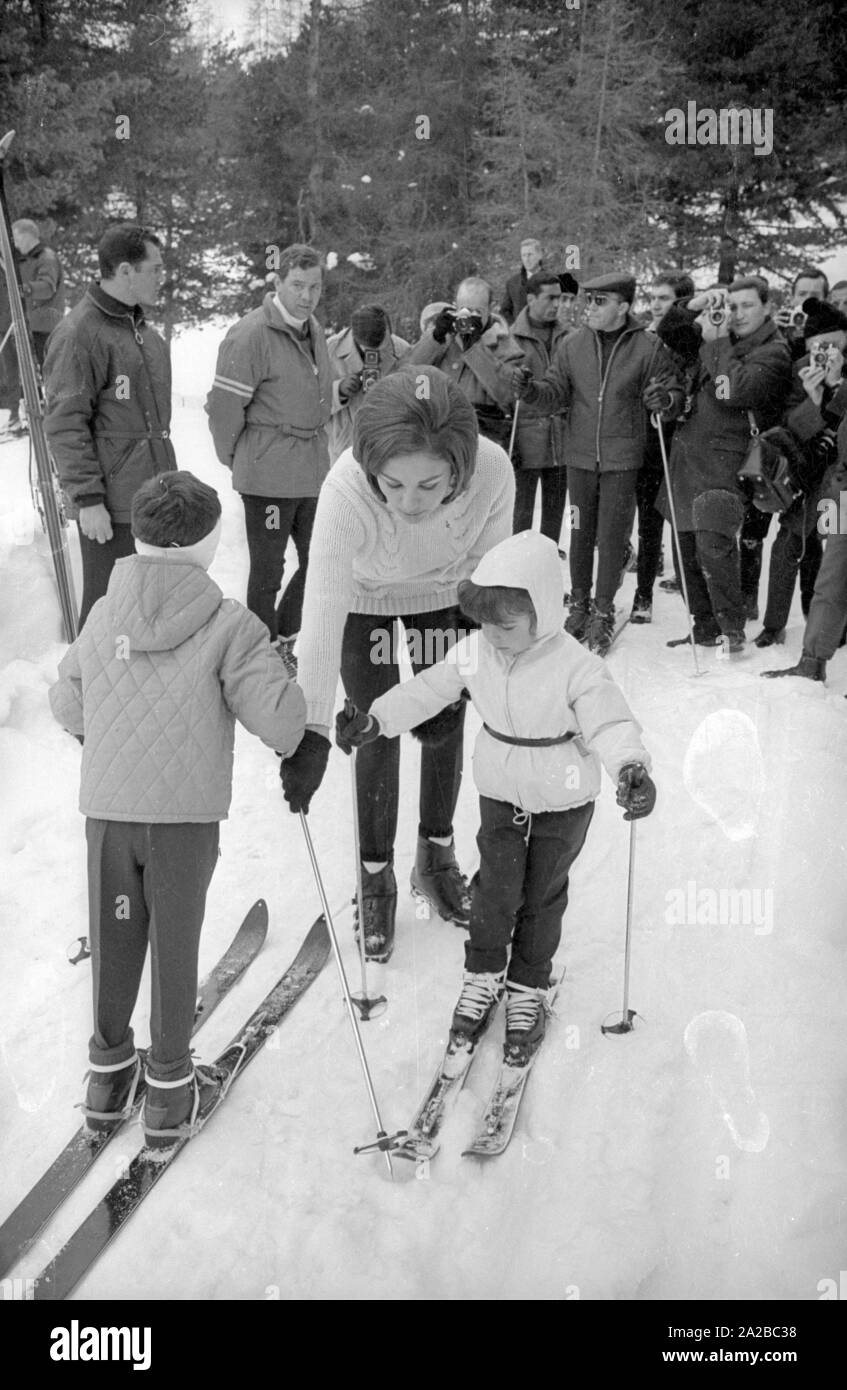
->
[483, 723, 577, 748]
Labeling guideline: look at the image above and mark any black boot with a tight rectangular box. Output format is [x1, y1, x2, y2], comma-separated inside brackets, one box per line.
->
[564, 590, 591, 639]
[353, 863, 397, 963]
[761, 652, 826, 682]
[410, 836, 470, 927]
[753, 627, 785, 648]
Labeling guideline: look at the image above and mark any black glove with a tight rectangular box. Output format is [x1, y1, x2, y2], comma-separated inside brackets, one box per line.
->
[512, 365, 534, 398]
[280, 730, 331, 814]
[73, 733, 84, 747]
[616, 763, 656, 820]
[644, 378, 673, 414]
[455, 311, 485, 348]
[431, 307, 457, 344]
[338, 372, 363, 403]
[335, 701, 381, 755]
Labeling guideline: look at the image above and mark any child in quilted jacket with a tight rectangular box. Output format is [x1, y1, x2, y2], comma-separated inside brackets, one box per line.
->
[49, 471, 306, 1144]
[336, 530, 656, 1064]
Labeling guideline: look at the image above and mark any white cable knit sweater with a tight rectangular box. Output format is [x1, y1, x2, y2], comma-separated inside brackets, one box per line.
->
[297, 439, 516, 727]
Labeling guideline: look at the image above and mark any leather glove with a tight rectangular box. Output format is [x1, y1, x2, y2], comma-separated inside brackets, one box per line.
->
[335, 700, 381, 755]
[511, 365, 535, 398]
[616, 763, 656, 820]
[431, 307, 457, 343]
[644, 379, 673, 414]
[280, 730, 331, 814]
[338, 373, 363, 403]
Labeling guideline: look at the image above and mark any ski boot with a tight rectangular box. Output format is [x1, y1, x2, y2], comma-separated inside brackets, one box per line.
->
[410, 836, 470, 927]
[762, 652, 826, 682]
[274, 634, 298, 680]
[503, 980, 555, 1066]
[449, 968, 507, 1046]
[584, 600, 616, 656]
[81, 1050, 146, 1132]
[753, 627, 785, 648]
[564, 590, 591, 640]
[353, 862, 397, 963]
[721, 630, 747, 656]
[630, 591, 652, 624]
[142, 1063, 226, 1148]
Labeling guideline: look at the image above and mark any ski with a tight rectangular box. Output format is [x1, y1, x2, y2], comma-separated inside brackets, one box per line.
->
[463, 980, 562, 1158]
[0, 130, 78, 641]
[394, 1033, 486, 1162]
[605, 613, 631, 652]
[32, 913, 331, 1300]
[0, 900, 269, 1280]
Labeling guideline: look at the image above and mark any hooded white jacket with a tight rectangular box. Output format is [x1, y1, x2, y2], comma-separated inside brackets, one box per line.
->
[370, 531, 650, 814]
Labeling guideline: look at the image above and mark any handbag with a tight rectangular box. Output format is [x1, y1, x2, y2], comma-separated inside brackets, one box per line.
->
[737, 413, 802, 513]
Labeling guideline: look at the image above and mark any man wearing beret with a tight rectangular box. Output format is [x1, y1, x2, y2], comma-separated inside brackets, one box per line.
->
[513, 271, 681, 654]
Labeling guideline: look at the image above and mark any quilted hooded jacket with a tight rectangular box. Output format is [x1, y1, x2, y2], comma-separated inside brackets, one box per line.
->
[49, 555, 306, 822]
[369, 530, 650, 814]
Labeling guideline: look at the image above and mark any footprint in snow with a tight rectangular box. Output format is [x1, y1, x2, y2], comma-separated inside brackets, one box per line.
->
[682, 710, 764, 842]
[683, 1010, 770, 1153]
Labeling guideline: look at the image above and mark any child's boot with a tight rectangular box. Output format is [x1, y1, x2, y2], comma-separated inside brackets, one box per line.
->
[142, 1063, 225, 1148]
[353, 861, 397, 962]
[504, 980, 555, 1065]
[82, 1050, 145, 1131]
[450, 968, 507, 1045]
[410, 835, 470, 927]
[564, 590, 591, 639]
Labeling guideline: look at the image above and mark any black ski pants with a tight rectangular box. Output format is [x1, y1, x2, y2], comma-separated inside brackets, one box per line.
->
[567, 467, 638, 607]
[86, 819, 219, 1081]
[77, 521, 136, 628]
[466, 796, 595, 989]
[242, 493, 317, 641]
[512, 467, 569, 543]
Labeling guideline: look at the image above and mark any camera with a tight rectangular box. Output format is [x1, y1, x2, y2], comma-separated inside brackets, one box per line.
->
[791, 308, 808, 331]
[454, 308, 484, 332]
[361, 349, 381, 392]
[812, 344, 833, 370]
[708, 307, 728, 326]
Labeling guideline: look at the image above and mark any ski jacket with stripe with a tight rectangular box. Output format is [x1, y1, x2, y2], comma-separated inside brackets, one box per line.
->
[370, 530, 650, 815]
[43, 285, 176, 521]
[520, 316, 682, 472]
[205, 293, 332, 498]
[49, 555, 306, 823]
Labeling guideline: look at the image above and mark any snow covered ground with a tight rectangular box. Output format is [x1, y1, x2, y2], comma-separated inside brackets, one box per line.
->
[1, 326, 846, 1302]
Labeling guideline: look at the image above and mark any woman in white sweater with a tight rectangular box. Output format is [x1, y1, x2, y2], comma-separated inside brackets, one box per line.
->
[280, 365, 515, 960]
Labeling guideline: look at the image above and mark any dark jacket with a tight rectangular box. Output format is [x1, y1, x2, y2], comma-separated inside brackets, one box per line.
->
[523, 316, 682, 473]
[43, 285, 176, 521]
[206, 294, 332, 498]
[501, 268, 530, 325]
[405, 319, 523, 416]
[656, 309, 792, 531]
[510, 308, 571, 469]
[19, 243, 65, 335]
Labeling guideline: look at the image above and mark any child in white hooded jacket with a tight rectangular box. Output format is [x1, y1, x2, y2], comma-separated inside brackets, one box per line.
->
[336, 529, 655, 1061]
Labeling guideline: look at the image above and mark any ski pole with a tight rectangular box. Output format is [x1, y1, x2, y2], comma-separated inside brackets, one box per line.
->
[652, 411, 701, 677]
[507, 398, 520, 461]
[298, 811, 400, 1176]
[348, 734, 387, 1021]
[602, 820, 638, 1036]
[0, 323, 13, 357]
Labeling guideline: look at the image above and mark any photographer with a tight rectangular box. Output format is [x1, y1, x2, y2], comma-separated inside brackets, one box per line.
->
[774, 267, 829, 362]
[406, 277, 523, 449]
[326, 304, 409, 463]
[754, 300, 847, 647]
[656, 278, 792, 652]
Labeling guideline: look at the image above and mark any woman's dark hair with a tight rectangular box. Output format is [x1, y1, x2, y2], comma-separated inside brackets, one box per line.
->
[352, 365, 479, 503]
[457, 579, 537, 633]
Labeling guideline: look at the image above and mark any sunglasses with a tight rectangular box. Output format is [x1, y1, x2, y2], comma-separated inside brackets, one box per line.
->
[584, 292, 619, 306]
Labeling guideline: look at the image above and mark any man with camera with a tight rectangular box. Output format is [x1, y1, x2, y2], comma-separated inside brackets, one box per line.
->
[754, 298, 847, 647]
[406, 276, 523, 450]
[775, 267, 829, 362]
[655, 277, 792, 653]
[512, 271, 681, 655]
[325, 304, 409, 463]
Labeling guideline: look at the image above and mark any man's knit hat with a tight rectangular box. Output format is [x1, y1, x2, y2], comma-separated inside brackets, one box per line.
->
[131, 471, 221, 546]
[802, 297, 847, 339]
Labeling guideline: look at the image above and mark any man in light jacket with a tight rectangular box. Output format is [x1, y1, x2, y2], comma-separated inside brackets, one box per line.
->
[325, 304, 408, 462]
[206, 243, 333, 667]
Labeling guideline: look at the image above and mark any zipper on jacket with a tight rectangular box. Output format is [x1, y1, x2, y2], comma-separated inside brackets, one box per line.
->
[593, 328, 635, 467]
